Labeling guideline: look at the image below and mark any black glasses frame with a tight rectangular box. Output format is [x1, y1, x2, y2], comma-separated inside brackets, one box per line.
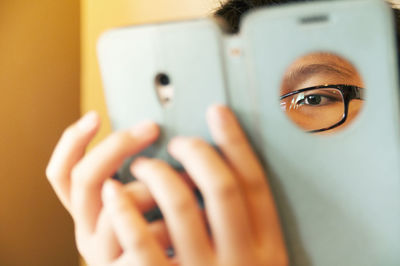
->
[280, 84, 365, 133]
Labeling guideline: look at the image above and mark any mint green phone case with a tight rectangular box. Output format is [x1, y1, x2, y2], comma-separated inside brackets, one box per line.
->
[240, 1, 400, 265]
[98, 0, 400, 264]
[98, 19, 227, 182]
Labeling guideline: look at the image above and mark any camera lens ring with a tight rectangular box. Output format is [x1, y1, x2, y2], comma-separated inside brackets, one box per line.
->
[156, 73, 170, 86]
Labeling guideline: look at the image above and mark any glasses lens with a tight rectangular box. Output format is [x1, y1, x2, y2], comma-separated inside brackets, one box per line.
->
[280, 88, 345, 132]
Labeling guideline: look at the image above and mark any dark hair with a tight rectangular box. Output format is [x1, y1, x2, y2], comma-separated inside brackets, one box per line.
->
[215, 0, 314, 33]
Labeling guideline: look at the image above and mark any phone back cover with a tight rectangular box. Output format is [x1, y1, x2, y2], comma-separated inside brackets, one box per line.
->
[241, 0, 400, 265]
[98, 19, 228, 177]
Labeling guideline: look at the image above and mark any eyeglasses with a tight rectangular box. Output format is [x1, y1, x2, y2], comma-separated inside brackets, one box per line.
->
[280, 84, 365, 133]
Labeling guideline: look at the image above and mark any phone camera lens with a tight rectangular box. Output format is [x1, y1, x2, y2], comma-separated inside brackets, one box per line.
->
[158, 73, 170, 86]
[155, 73, 174, 108]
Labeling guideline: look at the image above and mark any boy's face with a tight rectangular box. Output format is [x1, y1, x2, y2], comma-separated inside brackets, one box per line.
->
[280, 52, 364, 134]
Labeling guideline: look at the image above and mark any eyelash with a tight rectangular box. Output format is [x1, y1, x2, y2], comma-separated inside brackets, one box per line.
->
[296, 93, 341, 106]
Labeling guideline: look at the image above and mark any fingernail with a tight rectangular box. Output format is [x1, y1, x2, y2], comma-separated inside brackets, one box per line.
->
[168, 136, 185, 152]
[102, 179, 120, 201]
[207, 105, 231, 127]
[130, 121, 158, 138]
[77, 111, 98, 131]
[130, 157, 149, 175]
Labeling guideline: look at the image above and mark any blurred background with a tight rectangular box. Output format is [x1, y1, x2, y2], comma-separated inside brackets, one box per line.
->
[0, 0, 219, 265]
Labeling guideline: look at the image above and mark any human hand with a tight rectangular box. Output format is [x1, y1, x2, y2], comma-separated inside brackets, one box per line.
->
[101, 105, 288, 266]
[46, 111, 165, 265]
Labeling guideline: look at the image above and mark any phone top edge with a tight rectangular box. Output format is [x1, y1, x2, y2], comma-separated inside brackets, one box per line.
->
[96, 15, 230, 51]
[240, 0, 389, 34]
[98, 16, 214, 37]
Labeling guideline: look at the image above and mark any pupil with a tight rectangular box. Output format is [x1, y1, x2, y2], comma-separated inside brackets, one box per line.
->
[307, 95, 321, 105]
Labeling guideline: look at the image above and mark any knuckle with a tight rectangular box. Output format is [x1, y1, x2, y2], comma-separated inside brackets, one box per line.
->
[247, 176, 268, 194]
[186, 137, 208, 150]
[61, 124, 78, 141]
[74, 231, 89, 259]
[70, 164, 89, 188]
[113, 196, 133, 214]
[109, 131, 131, 147]
[45, 162, 67, 186]
[45, 164, 56, 182]
[70, 163, 100, 193]
[106, 130, 136, 156]
[257, 245, 289, 266]
[70, 166, 81, 182]
[134, 158, 168, 176]
[212, 180, 240, 200]
[129, 233, 151, 252]
[225, 129, 245, 147]
[170, 195, 194, 214]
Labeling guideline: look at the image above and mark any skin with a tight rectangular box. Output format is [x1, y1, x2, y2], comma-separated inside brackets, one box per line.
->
[46, 105, 288, 266]
[281, 52, 364, 133]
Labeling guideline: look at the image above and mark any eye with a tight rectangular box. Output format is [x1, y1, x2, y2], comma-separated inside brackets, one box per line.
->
[304, 95, 322, 105]
[279, 52, 365, 133]
[296, 92, 341, 107]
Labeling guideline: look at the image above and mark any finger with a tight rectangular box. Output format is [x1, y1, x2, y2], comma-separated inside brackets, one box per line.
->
[131, 158, 213, 265]
[46, 111, 100, 211]
[179, 172, 197, 190]
[169, 257, 180, 266]
[126, 181, 203, 250]
[93, 190, 172, 263]
[168, 137, 254, 262]
[207, 105, 285, 249]
[148, 220, 172, 250]
[96, 211, 173, 254]
[92, 210, 123, 263]
[70, 121, 159, 235]
[125, 181, 157, 213]
[98, 214, 174, 254]
[148, 201, 208, 252]
[102, 179, 169, 266]
[125, 173, 198, 214]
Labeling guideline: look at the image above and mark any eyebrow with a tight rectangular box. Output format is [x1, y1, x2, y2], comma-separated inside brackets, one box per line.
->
[281, 63, 355, 95]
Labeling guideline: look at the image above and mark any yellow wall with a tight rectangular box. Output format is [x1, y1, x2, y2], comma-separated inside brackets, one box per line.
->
[0, 0, 80, 265]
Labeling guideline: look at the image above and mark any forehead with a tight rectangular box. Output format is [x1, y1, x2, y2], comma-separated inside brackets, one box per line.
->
[289, 53, 358, 71]
[281, 52, 364, 93]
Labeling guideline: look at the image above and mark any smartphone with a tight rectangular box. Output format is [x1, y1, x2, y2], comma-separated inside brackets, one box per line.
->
[97, 0, 400, 265]
[97, 19, 228, 183]
[241, 1, 400, 265]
